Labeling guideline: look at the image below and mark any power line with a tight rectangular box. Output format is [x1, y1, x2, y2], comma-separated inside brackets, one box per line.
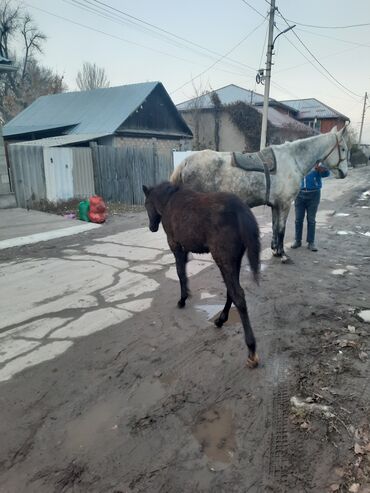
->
[66, 0, 217, 57]
[276, 9, 362, 100]
[240, 0, 266, 19]
[171, 16, 267, 95]
[296, 27, 370, 50]
[25, 3, 220, 66]
[253, 19, 269, 92]
[86, 0, 257, 73]
[275, 43, 369, 77]
[280, 19, 370, 30]
[62, 0, 259, 75]
[270, 80, 300, 99]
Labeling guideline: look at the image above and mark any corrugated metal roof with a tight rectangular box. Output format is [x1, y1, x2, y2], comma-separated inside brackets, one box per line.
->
[0, 56, 12, 64]
[253, 106, 316, 132]
[281, 98, 349, 120]
[0, 55, 17, 73]
[176, 84, 265, 110]
[3, 81, 161, 137]
[14, 133, 108, 147]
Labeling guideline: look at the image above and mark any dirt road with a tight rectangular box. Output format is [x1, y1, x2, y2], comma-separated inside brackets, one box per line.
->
[0, 167, 369, 493]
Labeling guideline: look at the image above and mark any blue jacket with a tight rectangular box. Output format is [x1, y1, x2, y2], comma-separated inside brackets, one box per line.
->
[300, 166, 330, 191]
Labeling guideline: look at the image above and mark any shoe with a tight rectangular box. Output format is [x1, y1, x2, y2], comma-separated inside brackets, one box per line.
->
[308, 243, 318, 252]
[291, 241, 302, 249]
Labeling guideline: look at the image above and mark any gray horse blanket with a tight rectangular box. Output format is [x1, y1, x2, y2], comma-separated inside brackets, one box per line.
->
[231, 147, 276, 173]
[231, 147, 276, 205]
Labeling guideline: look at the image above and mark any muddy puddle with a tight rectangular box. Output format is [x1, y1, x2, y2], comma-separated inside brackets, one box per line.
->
[192, 405, 236, 470]
[128, 379, 166, 408]
[65, 395, 124, 452]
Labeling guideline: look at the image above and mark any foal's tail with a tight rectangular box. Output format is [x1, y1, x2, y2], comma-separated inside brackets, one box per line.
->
[238, 207, 261, 284]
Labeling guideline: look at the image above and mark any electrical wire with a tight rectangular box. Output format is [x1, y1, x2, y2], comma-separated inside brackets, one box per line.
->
[62, 0, 259, 74]
[296, 27, 370, 50]
[87, 0, 257, 72]
[25, 3, 220, 66]
[279, 19, 370, 30]
[170, 16, 267, 95]
[240, 0, 266, 19]
[253, 19, 268, 92]
[276, 9, 362, 100]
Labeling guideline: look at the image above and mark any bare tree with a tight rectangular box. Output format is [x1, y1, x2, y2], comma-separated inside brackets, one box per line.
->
[20, 14, 46, 81]
[183, 80, 212, 150]
[0, 0, 66, 122]
[76, 62, 110, 91]
[0, 1, 20, 59]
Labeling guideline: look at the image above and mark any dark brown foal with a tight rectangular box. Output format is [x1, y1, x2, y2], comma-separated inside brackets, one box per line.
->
[143, 182, 261, 368]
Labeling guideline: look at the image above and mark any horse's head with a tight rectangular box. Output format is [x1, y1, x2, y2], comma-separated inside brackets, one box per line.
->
[322, 126, 349, 179]
[142, 185, 161, 232]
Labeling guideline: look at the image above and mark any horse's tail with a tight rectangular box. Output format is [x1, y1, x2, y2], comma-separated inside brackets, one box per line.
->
[170, 162, 184, 185]
[238, 207, 261, 284]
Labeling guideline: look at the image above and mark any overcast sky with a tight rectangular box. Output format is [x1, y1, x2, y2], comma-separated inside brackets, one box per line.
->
[21, 0, 370, 141]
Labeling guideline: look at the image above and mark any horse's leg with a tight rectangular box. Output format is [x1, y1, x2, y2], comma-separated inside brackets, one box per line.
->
[276, 205, 291, 263]
[214, 252, 243, 328]
[271, 206, 279, 256]
[174, 248, 189, 308]
[215, 258, 258, 368]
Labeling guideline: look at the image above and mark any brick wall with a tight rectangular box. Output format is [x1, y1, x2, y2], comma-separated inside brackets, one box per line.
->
[114, 136, 191, 152]
[320, 119, 346, 133]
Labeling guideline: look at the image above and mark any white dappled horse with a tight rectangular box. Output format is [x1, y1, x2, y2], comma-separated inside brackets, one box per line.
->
[171, 127, 349, 262]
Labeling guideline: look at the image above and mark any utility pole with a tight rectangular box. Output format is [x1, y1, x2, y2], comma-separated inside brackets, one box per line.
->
[260, 0, 276, 150]
[358, 91, 368, 145]
[258, 3, 295, 150]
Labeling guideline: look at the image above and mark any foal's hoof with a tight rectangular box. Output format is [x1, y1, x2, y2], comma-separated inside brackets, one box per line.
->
[246, 354, 259, 369]
[214, 317, 224, 328]
[281, 255, 291, 264]
[177, 299, 186, 309]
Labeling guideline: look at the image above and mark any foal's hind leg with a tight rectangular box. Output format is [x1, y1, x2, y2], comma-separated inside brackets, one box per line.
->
[214, 254, 242, 328]
[174, 248, 189, 308]
[216, 259, 258, 368]
[214, 291, 232, 328]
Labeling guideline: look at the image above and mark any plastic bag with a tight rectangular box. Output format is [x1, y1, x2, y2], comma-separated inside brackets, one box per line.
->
[78, 201, 90, 222]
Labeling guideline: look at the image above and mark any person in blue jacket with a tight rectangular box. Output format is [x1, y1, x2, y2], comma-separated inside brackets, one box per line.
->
[291, 161, 330, 252]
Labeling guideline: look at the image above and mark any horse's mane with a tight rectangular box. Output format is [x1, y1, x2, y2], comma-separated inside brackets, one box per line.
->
[271, 130, 335, 153]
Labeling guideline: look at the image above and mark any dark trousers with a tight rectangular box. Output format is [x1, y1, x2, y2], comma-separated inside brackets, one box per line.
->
[294, 190, 321, 244]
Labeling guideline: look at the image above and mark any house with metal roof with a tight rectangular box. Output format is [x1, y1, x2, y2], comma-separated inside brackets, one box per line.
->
[0, 56, 17, 74]
[0, 56, 17, 208]
[280, 98, 350, 133]
[3, 81, 193, 151]
[176, 84, 314, 152]
[4, 82, 192, 207]
[176, 84, 265, 111]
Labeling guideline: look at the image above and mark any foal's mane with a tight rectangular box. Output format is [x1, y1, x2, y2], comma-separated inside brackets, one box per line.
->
[152, 181, 180, 205]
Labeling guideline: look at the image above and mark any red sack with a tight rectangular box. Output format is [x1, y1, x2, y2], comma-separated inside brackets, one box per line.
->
[88, 196, 107, 223]
[88, 211, 107, 223]
[89, 196, 107, 214]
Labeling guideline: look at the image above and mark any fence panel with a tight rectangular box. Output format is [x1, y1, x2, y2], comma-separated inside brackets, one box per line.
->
[8, 145, 46, 208]
[72, 147, 95, 198]
[92, 143, 173, 204]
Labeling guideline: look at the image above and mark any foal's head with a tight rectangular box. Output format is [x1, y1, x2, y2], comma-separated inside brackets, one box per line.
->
[142, 182, 179, 232]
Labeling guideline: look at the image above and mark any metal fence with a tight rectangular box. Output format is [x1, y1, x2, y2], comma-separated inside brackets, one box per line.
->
[8, 145, 46, 208]
[8, 145, 95, 208]
[8, 142, 173, 208]
[92, 144, 173, 204]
